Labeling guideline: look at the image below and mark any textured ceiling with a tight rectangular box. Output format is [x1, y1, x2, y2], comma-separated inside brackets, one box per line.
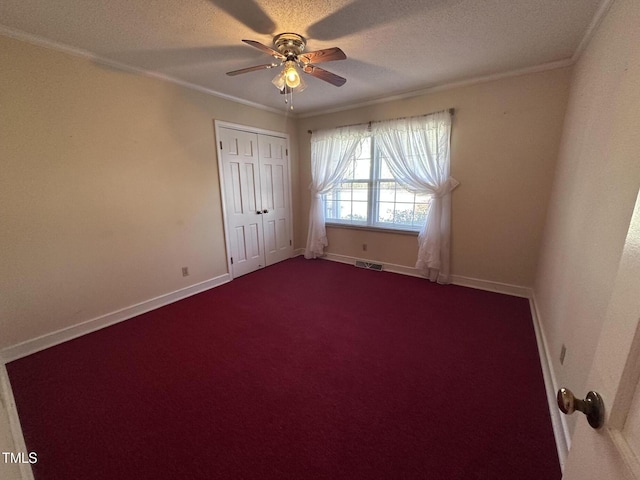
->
[1, 0, 605, 115]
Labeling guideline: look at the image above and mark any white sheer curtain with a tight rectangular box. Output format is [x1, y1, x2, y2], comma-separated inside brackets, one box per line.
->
[304, 124, 370, 259]
[371, 111, 459, 283]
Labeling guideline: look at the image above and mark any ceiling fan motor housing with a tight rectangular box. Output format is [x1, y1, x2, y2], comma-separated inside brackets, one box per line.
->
[274, 33, 306, 59]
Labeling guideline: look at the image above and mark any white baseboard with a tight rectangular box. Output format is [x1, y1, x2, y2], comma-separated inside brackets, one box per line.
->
[529, 293, 570, 470]
[0, 274, 230, 363]
[449, 274, 532, 298]
[0, 364, 34, 480]
[319, 252, 531, 295]
[320, 252, 425, 278]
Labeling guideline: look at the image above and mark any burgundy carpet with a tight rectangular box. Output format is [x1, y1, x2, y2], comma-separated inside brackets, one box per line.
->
[7, 257, 560, 479]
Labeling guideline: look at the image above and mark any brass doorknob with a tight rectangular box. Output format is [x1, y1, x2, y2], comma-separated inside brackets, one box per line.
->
[557, 388, 604, 429]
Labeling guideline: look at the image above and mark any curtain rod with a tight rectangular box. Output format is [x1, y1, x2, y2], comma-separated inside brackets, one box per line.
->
[307, 108, 455, 134]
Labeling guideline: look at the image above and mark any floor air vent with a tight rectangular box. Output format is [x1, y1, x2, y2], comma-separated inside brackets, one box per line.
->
[355, 260, 383, 271]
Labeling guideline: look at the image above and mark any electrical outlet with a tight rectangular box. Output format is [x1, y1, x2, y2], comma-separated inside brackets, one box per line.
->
[560, 344, 566, 365]
[182, 267, 189, 277]
[362, 243, 367, 251]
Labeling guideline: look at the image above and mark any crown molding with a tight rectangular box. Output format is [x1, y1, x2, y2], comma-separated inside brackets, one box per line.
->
[298, 58, 574, 118]
[0, 24, 289, 116]
[572, 0, 615, 62]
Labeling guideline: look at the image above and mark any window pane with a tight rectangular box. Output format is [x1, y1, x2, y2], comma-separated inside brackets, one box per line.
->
[395, 188, 415, 203]
[336, 201, 353, 221]
[357, 137, 371, 160]
[354, 159, 371, 179]
[378, 182, 396, 202]
[393, 203, 415, 226]
[325, 200, 334, 213]
[352, 182, 369, 202]
[380, 159, 394, 179]
[351, 201, 368, 223]
[343, 163, 354, 180]
[377, 202, 395, 223]
[414, 203, 431, 225]
[336, 183, 353, 201]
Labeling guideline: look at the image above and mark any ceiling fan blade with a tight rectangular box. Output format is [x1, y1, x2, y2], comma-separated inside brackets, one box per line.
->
[242, 40, 285, 60]
[226, 64, 277, 76]
[302, 65, 347, 87]
[298, 47, 346, 65]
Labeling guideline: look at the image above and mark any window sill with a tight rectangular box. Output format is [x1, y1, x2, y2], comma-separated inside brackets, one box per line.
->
[325, 223, 419, 236]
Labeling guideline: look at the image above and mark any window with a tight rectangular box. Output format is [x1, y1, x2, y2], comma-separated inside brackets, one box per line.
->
[324, 136, 431, 232]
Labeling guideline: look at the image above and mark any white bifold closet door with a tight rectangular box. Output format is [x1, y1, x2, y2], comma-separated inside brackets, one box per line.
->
[218, 125, 293, 278]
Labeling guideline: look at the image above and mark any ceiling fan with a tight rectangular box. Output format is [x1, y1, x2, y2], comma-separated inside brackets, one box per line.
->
[226, 33, 347, 107]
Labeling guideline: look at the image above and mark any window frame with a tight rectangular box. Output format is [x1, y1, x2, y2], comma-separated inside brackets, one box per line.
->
[324, 136, 431, 234]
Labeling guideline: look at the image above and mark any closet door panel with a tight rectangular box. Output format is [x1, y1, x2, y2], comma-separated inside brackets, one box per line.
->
[219, 128, 265, 277]
[259, 135, 293, 266]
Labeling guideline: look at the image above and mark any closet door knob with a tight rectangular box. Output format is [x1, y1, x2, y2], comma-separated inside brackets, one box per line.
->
[557, 388, 604, 429]
[263, 209, 268, 214]
[256, 210, 262, 215]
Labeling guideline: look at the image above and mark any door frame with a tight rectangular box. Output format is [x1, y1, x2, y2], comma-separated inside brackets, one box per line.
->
[563, 188, 640, 478]
[213, 120, 293, 280]
[532, 188, 640, 476]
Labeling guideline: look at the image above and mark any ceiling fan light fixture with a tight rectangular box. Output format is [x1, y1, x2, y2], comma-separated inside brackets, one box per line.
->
[295, 74, 307, 93]
[272, 61, 306, 93]
[272, 70, 286, 91]
[284, 61, 300, 88]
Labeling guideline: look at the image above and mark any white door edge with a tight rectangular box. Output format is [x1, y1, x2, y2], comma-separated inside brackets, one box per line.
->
[608, 427, 640, 478]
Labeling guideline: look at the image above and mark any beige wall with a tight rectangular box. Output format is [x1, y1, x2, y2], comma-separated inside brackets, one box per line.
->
[0, 35, 298, 349]
[534, 0, 640, 436]
[296, 67, 572, 287]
